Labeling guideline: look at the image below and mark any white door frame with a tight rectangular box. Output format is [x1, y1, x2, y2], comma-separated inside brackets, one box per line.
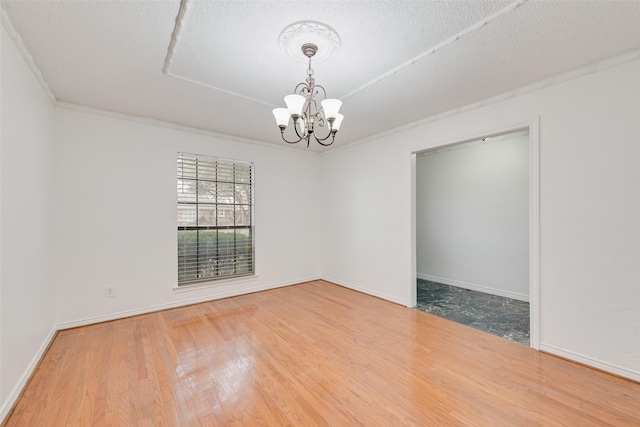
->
[409, 117, 540, 349]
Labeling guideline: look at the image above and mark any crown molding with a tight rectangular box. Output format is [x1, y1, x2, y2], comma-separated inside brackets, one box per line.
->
[326, 48, 640, 155]
[55, 102, 320, 156]
[1, 7, 57, 106]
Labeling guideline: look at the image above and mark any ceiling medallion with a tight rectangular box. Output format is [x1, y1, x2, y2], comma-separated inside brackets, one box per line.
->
[278, 21, 341, 62]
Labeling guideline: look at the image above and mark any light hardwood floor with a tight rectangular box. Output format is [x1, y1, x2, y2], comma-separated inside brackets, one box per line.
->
[3, 280, 639, 426]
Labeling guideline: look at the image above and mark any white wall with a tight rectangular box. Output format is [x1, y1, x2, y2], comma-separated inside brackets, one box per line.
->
[320, 57, 640, 380]
[53, 108, 321, 325]
[0, 25, 56, 417]
[416, 134, 530, 300]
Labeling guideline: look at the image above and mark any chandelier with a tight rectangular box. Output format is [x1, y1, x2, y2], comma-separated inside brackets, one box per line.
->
[272, 43, 344, 147]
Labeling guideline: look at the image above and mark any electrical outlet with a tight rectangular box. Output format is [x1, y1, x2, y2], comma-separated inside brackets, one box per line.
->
[105, 287, 115, 298]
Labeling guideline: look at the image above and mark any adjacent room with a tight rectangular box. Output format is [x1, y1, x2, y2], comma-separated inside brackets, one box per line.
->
[1, 1, 640, 425]
[415, 130, 531, 345]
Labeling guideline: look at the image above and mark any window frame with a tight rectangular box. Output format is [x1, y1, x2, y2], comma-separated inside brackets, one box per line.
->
[177, 152, 255, 286]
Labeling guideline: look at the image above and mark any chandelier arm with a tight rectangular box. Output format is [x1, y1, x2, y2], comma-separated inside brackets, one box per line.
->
[313, 132, 336, 146]
[294, 82, 309, 95]
[279, 129, 304, 144]
[314, 84, 327, 100]
[313, 129, 335, 142]
[293, 113, 310, 139]
[293, 123, 305, 139]
[307, 110, 333, 142]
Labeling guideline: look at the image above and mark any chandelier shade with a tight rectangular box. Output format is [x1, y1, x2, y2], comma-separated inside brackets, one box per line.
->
[320, 99, 342, 120]
[272, 43, 344, 147]
[272, 108, 290, 127]
[332, 113, 344, 131]
[284, 94, 305, 118]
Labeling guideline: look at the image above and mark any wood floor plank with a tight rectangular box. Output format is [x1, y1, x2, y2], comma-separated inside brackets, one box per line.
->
[3, 280, 640, 426]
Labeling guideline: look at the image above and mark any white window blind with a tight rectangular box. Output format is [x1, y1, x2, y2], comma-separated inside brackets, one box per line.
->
[177, 153, 254, 285]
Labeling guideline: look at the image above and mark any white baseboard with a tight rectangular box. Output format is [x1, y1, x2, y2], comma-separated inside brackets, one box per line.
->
[322, 276, 409, 306]
[540, 343, 640, 382]
[417, 273, 529, 302]
[0, 326, 57, 422]
[57, 276, 320, 330]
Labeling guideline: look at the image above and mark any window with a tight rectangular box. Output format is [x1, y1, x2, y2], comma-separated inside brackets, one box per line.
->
[177, 153, 254, 285]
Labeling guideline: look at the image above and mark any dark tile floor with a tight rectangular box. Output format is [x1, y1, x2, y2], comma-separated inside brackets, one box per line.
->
[416, 279, 530, 345]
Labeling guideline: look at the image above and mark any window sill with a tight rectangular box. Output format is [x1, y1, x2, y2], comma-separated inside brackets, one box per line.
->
[173, 275, 259, 293]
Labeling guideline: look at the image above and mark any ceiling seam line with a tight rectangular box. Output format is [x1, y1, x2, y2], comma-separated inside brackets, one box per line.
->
[165, 72, 278, 107]
[162, 0, 190, 75]
[341, 0, 528, 100]
[161, 0, 277, 107]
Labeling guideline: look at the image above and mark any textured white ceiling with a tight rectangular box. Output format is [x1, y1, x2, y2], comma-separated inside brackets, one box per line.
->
[2, 0, 640, 150]
[166, 1, 508, 105]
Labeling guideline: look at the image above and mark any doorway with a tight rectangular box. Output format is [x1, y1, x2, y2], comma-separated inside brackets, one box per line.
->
[409, 121, 540, 348]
